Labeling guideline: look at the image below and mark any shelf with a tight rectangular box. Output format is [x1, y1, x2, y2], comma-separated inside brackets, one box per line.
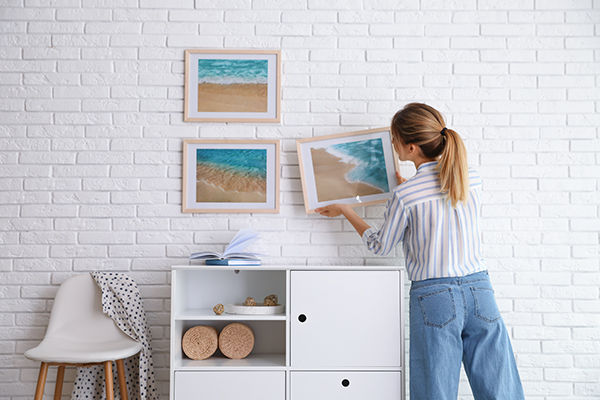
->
[175, 354, 286, 370]
[175, 308, 287, 321]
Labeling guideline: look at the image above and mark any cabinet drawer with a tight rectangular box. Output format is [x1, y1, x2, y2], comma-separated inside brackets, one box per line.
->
[174, 371, 285, 400]
[291, 371, 402, 400]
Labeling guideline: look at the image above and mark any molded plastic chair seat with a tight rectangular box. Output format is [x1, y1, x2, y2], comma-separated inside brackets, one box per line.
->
[25, 337, 142, 364]
[24, 273, 143, 400]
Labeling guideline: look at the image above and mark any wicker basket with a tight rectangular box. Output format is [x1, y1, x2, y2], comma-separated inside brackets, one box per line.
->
[218, 322, 255, 359]
[182, 325, 218, 360]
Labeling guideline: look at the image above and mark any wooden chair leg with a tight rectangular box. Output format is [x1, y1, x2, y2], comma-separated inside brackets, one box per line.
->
[34, 362, 49, 400]
[116, 359, 128, 400]
[53, 365, 66, 400]
[104, 361, 114, 400]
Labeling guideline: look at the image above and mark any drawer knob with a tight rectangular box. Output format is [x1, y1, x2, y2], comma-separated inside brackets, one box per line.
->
[298, 314, 307, 323]
[341, 379, 350, 387]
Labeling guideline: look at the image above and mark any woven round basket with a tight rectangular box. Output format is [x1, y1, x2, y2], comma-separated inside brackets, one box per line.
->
[182, 325, 218, 360]
[218, 322, 255, 359]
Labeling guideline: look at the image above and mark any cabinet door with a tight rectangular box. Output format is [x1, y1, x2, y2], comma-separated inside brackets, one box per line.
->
[174, 371, 285, 400]
[291, 371, 402, 400]
[291, 271, 400, 367]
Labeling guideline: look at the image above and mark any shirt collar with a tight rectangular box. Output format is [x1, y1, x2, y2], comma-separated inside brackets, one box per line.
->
[416, 161, 438, 173]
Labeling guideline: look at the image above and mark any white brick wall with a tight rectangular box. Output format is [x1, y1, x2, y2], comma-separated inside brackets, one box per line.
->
[1, 1, 599, 399]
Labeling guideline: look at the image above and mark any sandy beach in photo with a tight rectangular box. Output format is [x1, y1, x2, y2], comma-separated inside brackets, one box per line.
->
[311, 148, 384, 203]
[196, 163, 267, 203]
[197, 83, 268, 113]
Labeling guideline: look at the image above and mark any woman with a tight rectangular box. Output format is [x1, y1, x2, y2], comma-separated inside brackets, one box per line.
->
[316, 103, 525, 399]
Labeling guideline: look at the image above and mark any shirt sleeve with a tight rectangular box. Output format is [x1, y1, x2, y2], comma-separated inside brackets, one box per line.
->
[361, 192, 409, 256]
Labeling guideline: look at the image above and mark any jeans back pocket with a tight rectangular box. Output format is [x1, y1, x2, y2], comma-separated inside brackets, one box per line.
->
[471, 287, 501, 323]
[418, 288, 456, 328]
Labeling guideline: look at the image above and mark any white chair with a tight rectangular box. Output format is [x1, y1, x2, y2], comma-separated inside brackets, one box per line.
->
[25, 273, 143, 400]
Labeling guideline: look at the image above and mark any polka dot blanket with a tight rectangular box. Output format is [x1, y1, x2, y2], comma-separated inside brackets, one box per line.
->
[71, 272, 159, 400]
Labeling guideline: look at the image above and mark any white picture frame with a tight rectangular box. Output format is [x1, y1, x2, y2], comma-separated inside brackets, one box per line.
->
[296, 127, 399, 214]
[184, 49, 281, 123]
[182, 139, 280, 213]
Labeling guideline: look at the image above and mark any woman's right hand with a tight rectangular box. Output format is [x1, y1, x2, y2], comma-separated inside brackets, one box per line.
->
[315, 203, 371, 237]
[397, 171, 407, 185]
[315, 204, 347, 218]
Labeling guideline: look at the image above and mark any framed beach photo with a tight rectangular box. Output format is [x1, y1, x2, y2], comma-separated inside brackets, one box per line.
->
[296, 127, 399, 214]
[182, 139, 280, 213]
[184, 49, 281, 123]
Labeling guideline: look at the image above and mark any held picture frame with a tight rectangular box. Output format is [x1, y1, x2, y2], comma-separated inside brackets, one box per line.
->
[182, 139, 280, 213]
[296, 127, 399, 214]
[184, 49, 281, 123]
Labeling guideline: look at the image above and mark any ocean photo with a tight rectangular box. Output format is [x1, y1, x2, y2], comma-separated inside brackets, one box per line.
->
[196, 148, 268, 203]
[310, 138, 389, 203]
[197, 59, 268, 113]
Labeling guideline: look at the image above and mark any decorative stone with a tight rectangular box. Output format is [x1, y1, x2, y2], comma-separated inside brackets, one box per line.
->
[213, 303, 224, 315]
[263, 294, 278, 306]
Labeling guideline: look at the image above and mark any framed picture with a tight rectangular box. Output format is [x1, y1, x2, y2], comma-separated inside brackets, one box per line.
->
[182, 139, 280, 213]
[184, 49, 281, 123]
[296, 127, 399, 214]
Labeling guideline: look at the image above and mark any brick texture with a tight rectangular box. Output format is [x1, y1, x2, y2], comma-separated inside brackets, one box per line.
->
[1, 1, 599, 399]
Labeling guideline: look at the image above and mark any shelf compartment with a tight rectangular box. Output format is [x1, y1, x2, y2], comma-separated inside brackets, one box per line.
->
[172, 269, 286, 315]
[172, 320, 286, 369]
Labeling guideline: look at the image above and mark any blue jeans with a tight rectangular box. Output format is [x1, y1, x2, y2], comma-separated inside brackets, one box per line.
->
[409, 271, 525, 400]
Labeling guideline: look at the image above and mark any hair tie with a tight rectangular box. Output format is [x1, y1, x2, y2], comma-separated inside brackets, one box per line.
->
[440, 127, 448, 136]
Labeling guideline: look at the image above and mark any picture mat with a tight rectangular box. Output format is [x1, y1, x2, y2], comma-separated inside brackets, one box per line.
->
[183, 140, 279, 213]
[185, 51, 279, 121]
[297, 128, 398, 214]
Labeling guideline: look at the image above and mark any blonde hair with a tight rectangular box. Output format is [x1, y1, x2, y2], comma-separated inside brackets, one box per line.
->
[391, 103, 469, 207]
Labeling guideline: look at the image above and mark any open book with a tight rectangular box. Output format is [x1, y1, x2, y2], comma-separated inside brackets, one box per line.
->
[189, 229, 263, 261]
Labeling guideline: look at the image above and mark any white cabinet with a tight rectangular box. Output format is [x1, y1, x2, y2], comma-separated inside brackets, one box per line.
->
[170, 266, 405, 400]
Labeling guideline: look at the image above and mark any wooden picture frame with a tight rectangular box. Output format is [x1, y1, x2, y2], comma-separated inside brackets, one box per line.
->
[182, 139, 280, 213]
[296, 127, 399, 214]
[184, 49, 281, 123]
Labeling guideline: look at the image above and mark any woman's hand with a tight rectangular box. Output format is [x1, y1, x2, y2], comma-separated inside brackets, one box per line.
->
[396, 171, 407, 185]
[315, 204, 371, 237]
[315, 204, 347, 218]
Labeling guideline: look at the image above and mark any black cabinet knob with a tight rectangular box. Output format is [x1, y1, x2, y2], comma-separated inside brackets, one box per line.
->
[298, 314, 307, 323]
[341, 379, 350, 387]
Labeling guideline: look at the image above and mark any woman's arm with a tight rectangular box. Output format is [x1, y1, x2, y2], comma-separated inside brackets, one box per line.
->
[315, 172, 406, 237]
[316, 195, 408, 256]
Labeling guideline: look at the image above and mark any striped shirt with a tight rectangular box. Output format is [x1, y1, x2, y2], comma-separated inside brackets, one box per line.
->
[362, 161, 486, 282]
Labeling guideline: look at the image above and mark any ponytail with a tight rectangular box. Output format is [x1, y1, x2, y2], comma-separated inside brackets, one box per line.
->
[436, 128, 469, 207]
[391, 103, 470, 207]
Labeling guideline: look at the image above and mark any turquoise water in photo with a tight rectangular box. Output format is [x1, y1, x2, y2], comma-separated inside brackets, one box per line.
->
[197, 59, 268, 85]
[327, 138, 389, 192]
[196, 149, 267, 179]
